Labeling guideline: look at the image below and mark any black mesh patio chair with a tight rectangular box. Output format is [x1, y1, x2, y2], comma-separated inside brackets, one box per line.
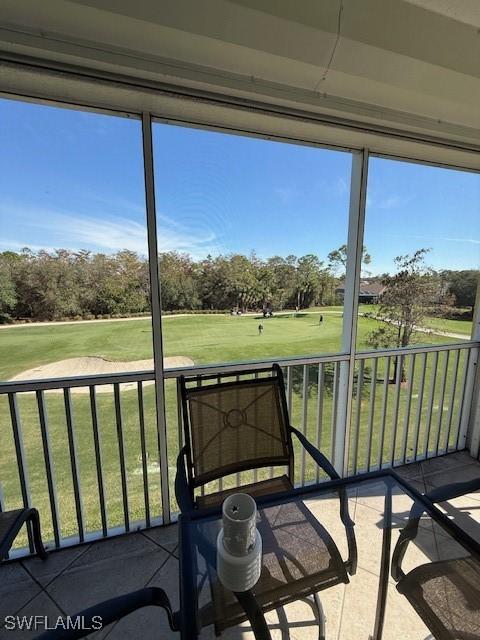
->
[0, 507, 47, 561]
[392, 477, 480, 640]
[35, 588, 180, 640]
[175, 363, 357, 637]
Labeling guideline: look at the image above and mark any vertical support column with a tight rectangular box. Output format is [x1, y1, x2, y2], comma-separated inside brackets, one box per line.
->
[142, 112, 171, 523]
[466, 280, 480, 458]
[333, 149, 369, 475]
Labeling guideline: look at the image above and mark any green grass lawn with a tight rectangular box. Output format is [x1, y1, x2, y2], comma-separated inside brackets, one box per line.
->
[0, 313, 347, 380]
[0, 313, 470, 548]
[0, 310, 464, 381]
[423, 316, 473, 336]
[0, 319, 154, 381]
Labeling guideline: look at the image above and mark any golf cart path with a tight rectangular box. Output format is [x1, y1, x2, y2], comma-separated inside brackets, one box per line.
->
[358, 312, 468, 341]
[1, 311, 468, 340]
[0, 309, 343, 329]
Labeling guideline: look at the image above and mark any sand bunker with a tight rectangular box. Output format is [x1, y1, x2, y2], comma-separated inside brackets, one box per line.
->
[11, 356, 194, 393]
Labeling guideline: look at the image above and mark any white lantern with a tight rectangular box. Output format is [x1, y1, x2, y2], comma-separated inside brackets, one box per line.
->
[216, 493, 262, 592]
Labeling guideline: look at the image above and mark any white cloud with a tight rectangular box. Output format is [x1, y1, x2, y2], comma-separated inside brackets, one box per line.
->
[377, 195, 402, 210]
[441, 236, 480, 245]
[0, 241, 59, 253]
[0, 202, 220, 259]
[273, 186, 297, 204]
[333, 177, 348, 196]
[381, 232, 480, 246]
[367, 192, 412, 210]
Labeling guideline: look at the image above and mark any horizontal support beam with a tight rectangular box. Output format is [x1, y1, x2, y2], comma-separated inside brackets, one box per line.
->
[0, 369, 155, 394]
[355, 341, 478, 360]
[162, 353, 350, 379]
[1, 54, 480, 172]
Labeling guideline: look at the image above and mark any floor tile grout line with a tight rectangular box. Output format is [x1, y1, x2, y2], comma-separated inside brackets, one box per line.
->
[42, 587, 68, 617]
[140, 529, 178, 556]
[357, 562, 398, 587]
[0, 582, 68, 630]
[335, 582, 347, 640]
[100, 545, 176, 640]
[0, 588, 42, 631]
[21, 542, 93, 594]
[38, 578, 69, 618]
[145, 549, 177, 588]
[0, 557, 70, 625]
[100, 613, 122, 640]
[10, 538, 171, 634]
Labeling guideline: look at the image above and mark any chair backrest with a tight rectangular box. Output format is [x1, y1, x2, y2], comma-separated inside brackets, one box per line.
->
[179, 364, 293, 489]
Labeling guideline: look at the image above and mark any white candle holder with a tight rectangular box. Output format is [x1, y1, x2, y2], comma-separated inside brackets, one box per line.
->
[217, 493, 262, 592]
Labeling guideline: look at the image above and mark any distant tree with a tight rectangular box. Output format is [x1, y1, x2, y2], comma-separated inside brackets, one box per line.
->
[159, 251, 199, 311]
[0, 253, 17, 322]
[442, 269, 479, 311]
[295, 254, 324, 308]
[328, 244, 371, 273]
[83, 251, 148, 316]
[198, 255, 221, 310]
[257, 261, 276, 311]
[225, 254, 259, 312]
[316, 267, 338, 306]
[266, 255, 297, 310]
[15, 249, 84, 320]
[1, 247, 347, 321]
[368, 249, 443, 381]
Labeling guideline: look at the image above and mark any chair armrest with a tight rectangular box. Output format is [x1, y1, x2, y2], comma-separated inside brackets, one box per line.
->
[290, 426, 357, 573]
[425, 477, 480, 504]
[36, 587, 179, 639]
[392, 477, 480, 582]
[175, 446, 194, 513]
[391, 501, 424, 582]
[290, 426, 339, 480]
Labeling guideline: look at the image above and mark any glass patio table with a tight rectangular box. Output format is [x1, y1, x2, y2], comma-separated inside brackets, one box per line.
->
[179, 471, 480, 640]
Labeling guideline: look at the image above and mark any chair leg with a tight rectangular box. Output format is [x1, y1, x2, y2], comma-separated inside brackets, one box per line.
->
[276, 595, 326, 639]
[312, 592, 326, 640]
[28, 509, 47, 560]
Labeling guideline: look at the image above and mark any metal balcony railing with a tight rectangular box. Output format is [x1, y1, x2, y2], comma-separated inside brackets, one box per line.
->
[0, 342, 478, 557]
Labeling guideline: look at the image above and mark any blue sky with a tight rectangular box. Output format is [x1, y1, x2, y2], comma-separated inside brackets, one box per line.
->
[0, 97, 478, 274]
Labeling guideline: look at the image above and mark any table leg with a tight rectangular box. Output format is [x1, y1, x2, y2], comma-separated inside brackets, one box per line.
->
[372, 483, 393, 640]
[234, 591, 272, 640]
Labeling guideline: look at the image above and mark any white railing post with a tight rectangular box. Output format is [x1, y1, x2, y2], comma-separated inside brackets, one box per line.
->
[467, 281, 480, 458]
[334, 148, 369, 475]
[142, 112, 171, 523]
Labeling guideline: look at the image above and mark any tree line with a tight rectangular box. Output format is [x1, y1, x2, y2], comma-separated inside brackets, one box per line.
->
[0, 247, 476, 323]
[0, 248, 340, 322]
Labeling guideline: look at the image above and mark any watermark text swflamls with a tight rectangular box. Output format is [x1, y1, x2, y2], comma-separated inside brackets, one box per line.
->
[4, 615, 102, 632]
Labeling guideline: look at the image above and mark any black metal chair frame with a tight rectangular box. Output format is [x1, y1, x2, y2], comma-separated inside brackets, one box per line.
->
[175, 363, 357, 638]
[176, 363, 357, 573]
[0, 507, 47, 562]
[36, 587, 180, 640]
[391, 476, 480, 640]
[30, 469, 480, 640]
[392, 477, 480, 582]
[179, 469, 480, 640]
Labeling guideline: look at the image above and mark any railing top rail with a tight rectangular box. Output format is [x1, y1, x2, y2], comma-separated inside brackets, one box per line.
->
[355, 341, 479, 360]
[0, 341, 477, 393]
[162, 352, 350, 378]
[0, 369, 156, 394]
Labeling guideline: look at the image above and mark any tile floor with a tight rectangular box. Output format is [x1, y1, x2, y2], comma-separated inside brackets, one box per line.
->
[0, 451, 478, 640]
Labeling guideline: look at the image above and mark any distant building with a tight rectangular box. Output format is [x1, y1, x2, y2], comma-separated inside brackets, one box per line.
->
[336, 280, 386, 304]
